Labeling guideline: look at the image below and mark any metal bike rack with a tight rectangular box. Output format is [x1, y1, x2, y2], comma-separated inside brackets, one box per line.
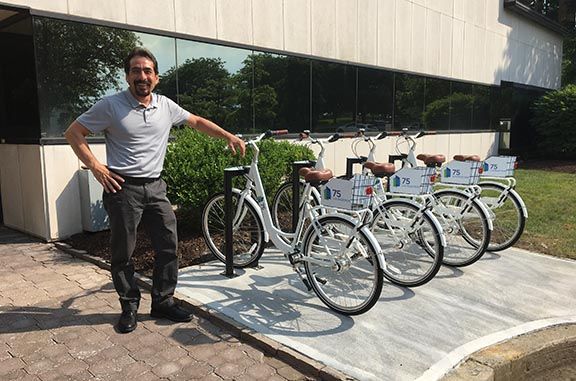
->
[291, 161, 315, 233]
[223, 166, 250, 278]
[346, 157, 366, 178]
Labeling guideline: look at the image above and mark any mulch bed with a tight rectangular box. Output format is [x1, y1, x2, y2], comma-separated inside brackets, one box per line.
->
[65, 159, 576, 277]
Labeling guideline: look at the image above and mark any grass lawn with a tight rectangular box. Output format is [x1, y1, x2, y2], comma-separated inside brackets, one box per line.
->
[513, 169, 576, 260]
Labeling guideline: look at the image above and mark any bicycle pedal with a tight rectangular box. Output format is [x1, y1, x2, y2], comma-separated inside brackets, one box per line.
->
[288, 252, 303, 265]
[301, 277, 312, 291]
[314, 275, 327, 285]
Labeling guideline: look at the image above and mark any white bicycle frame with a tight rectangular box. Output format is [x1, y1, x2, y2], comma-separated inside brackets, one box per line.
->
[233, 132, 386, 270]
[393, 131, 495, 231]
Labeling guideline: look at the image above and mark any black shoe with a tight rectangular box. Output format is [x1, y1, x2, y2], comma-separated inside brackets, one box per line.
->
[150, 303, 192, 322]
[117, 310, 137, 333]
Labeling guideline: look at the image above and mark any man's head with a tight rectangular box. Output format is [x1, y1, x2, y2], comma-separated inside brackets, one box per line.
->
[124, 47, 159, 101]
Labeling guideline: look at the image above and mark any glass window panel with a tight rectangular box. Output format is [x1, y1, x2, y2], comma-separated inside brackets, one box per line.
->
[394, 73, 425, 131]
[449, 81, 474, 130]
[0, 16, 39, 142]
[251, 52, 310, 132]
[174, 40, 252, 134]
[311, 61, 356, 133]
[472, 84, 491, 130]
[423, 77, 451, 131]
[33, 17, 141, 138]
[357, 67, 393, 131]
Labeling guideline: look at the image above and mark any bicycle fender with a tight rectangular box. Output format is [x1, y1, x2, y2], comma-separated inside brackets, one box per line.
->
[230, 188, 270, 243]
[478, 181, 528, 218]
[373, 198, 446, 248]
[434, 188, 494, 231]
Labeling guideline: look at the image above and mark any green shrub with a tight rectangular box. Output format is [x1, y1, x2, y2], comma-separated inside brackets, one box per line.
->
[163, 128, 314, 224]
[531, 85, 576, 159]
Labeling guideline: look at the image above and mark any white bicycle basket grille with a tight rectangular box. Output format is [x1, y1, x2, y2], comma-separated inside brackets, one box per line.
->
[440, 160, 482, 185]
[481, 156, 516, 177]
[389, 166, 435, 195]
[321, 174, 380, 210]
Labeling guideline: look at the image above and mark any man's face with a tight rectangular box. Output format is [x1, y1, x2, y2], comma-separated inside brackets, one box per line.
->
[126, 56, 159, 99]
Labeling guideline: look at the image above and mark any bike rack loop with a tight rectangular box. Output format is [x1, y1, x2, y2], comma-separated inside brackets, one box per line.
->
[346, 157, 366, 178]
[291, 161, 315, 233]
[223, 166, 250, 278]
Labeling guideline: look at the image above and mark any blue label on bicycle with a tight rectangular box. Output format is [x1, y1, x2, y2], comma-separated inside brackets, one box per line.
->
[392, 176, 401, 187]
[323, 186, 332, 200]
[444, 167, 452, 177]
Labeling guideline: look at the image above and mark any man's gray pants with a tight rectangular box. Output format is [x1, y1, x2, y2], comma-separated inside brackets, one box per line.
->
[102, 178, 178, 312]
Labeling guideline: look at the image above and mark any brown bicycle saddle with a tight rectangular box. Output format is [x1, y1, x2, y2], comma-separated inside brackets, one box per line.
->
[363, 161, 396, 176]
[416, 154, 446, 167]
[453, 154, 481, 162]
[299, 167, 333, 182]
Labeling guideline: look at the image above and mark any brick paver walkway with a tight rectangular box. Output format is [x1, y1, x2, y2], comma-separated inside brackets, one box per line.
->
[0, 227, 315, 380]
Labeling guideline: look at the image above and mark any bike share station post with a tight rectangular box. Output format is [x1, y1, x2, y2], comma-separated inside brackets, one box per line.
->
[291, 161, 315, 232]
[346, 157, 366, 178]
[223, 166, 250, 278]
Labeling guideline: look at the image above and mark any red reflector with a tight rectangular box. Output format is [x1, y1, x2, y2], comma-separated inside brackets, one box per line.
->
[365, 186, 373, 196]
[430, 175, 436, 183]
[514, 162, 518, 169]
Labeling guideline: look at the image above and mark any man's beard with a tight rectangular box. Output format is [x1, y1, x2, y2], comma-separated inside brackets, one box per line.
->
[133, 80, 152, 97]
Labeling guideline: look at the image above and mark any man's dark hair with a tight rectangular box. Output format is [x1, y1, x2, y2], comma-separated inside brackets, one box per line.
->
[124, 47, 159, 75]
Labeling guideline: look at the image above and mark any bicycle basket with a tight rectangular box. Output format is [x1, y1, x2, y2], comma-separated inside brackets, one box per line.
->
[321, 174, 380, 210]
[389, 166, 435, 195]
[481, 156, 516, 178]
[440, 160, 481, 185]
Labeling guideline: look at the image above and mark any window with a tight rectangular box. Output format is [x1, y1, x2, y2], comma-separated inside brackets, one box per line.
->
[357, 67, 393, 131]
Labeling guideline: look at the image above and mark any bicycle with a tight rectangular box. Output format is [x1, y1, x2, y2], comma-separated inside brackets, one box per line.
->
[272, 130, 445, 287]
[477, 157, 528, 251]
[392, 130, 494, 267]
[201, 130, 385, 315]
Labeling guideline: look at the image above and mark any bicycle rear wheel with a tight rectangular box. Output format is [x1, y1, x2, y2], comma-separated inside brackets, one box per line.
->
[433, 191, 491, 267]
[201, 191, 265, 267]
[301, 216, 383, 315]
[479, 182, 526, 251]
[371, 200, 443, 287]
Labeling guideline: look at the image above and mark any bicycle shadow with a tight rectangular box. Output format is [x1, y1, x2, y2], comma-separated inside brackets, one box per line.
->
[178, 255, 417, 337]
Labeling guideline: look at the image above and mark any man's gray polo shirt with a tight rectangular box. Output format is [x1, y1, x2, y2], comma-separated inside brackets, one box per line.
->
[77, 90, 190, 178]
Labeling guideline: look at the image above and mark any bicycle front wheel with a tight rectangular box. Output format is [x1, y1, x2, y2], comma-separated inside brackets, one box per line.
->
[371, 200, 444, 287]
[433, 191, 491, 267]
[479, 182, 526, 252]
[301, 216, 383, 315]
[201, 191, 265, 267]
[271, 180, 320, 234]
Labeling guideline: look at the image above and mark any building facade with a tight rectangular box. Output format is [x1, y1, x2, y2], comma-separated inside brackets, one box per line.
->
[0, 0, 564, 240]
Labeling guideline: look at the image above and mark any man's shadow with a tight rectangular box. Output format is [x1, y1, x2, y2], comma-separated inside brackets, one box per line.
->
[0, 283, 126, 334]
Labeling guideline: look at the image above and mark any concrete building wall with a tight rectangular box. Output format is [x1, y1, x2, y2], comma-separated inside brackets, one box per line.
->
[4, 0, 563, 88]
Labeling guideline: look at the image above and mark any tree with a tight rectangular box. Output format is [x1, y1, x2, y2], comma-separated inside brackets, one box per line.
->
[33, 18, 140, 135]
[531, 84, 576, 159]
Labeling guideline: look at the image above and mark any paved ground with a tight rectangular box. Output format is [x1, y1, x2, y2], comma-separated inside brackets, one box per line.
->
[0, 226, 317, 381]
[175, 247, 576, 381]
[2, 225, 576, 381]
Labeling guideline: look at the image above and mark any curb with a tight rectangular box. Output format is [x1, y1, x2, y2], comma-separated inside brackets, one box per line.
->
[437, 323, 576, 381]
[53, 242, 354, 381]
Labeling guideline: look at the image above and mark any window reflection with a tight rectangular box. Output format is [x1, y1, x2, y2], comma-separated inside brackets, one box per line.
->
[312, 62, 356, 133]
[394, 73, 425, 131]
[171, 40, 252, 133]
[33, 17, 141, 137]
[251, 52, 310, 132]
[472, 85, 491, 130]
[449, 82, 474, 130]
[357, 67, 393, 131]
[422, 78, 451, 131]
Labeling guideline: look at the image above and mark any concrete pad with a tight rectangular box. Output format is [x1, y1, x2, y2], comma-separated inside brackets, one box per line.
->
[176, 248, 576, 381]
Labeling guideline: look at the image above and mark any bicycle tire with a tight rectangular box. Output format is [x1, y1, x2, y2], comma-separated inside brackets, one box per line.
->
[301, 215, 384, 315]
[271, 180, 321, 236]
[201, 191, 265, 267]
[433, 190, 491, 267]
[478, 182, 526, 252]
[370, 200, 444, 287]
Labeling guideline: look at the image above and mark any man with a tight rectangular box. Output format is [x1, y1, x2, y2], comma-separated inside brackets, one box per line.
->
[65, 47, 245, 333]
